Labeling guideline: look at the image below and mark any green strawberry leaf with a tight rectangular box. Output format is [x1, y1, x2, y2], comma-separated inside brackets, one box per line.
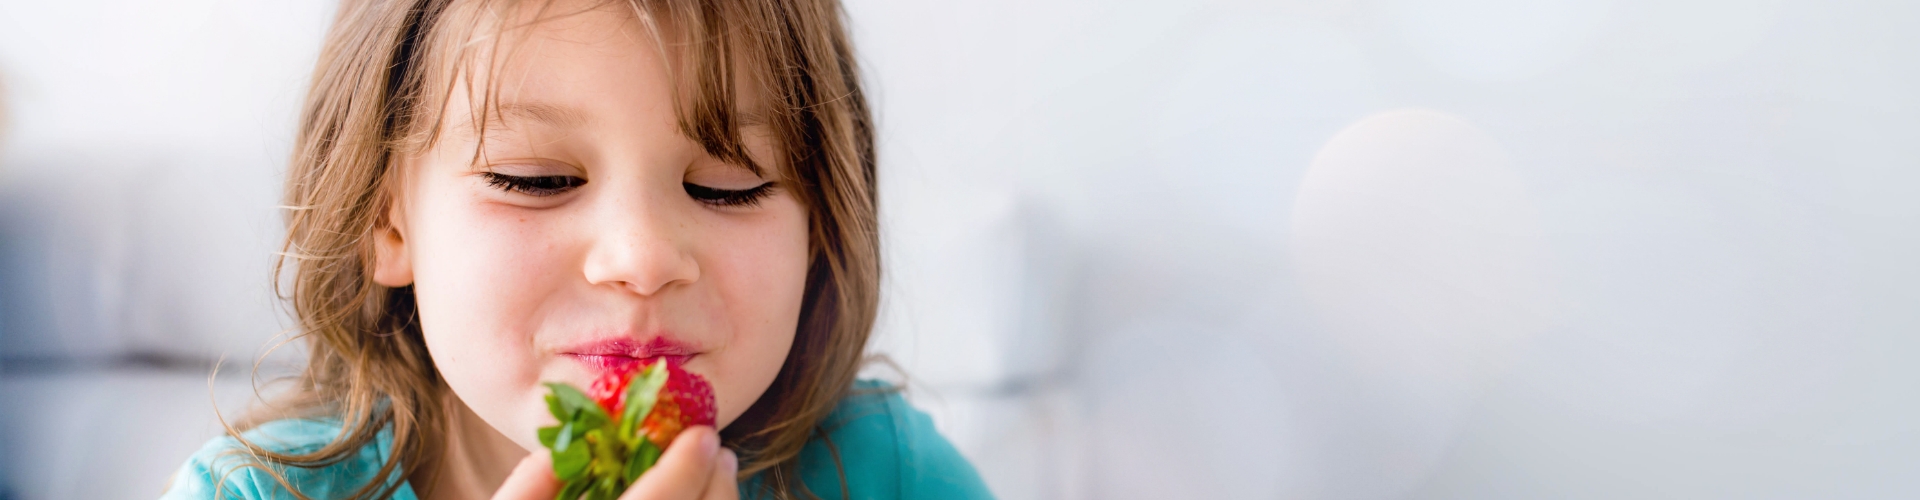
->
[624, 439, 663, 482]
[619, 360, 670, 441]
[537, 425, 560, 448]
[556, 477, 590, 500]
[552, 428, 591, 480]
[544, 382, 600, 418]
[547, 385, 608, 445]
[546, 365, 686, 499]
[544, 392, 565, 421]
[586, 428, 612, 476]
[553, 421, 575, 453]
[584, 408, 611, 431]
[597, 477, 622, 500]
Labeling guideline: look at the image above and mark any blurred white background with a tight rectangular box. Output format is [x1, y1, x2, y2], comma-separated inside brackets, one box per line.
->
[2, 0, 1917, 498]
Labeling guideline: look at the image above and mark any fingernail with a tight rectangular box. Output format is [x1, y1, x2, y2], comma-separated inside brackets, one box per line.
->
[701, 428, 721, 457]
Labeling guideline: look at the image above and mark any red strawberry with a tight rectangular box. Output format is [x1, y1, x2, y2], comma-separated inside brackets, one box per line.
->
[540, 359, 717, 494]
[587, 366, 636, 417]
[638, 361, 716, 447]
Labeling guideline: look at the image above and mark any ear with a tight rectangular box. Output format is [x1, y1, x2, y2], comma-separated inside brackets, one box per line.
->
[371, 201, 415, 287]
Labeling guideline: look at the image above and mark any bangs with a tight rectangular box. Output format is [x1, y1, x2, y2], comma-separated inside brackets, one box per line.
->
[290, 0, 874, 490]
[393, 0, 797, 178]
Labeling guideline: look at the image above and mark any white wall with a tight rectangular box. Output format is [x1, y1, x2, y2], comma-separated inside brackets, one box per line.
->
[0, 0, 329, 364]
[850, 0, 1920, 498]
[0, 1, 329, 497]
[3, 0, 1917, 498]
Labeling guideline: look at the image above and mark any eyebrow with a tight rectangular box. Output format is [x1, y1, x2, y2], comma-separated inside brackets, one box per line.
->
[462, 101, 590, 134]
[458, 99, 779, 172]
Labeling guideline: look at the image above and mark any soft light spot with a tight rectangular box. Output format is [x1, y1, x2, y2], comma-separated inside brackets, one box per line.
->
[1290, 108, 1559, 494]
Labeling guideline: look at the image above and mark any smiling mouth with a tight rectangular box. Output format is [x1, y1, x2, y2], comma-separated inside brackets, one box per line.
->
[564, 353, 693, 373]
[560, 337, 697, 374]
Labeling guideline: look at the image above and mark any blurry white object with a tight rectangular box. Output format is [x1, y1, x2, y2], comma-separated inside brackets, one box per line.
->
[871, 186, 1068, 391]
[1292, 108, 1558, 496]
[866, 184, 1072, 500]
[0, 370, 263, 499]
[0, 0, 329, 366]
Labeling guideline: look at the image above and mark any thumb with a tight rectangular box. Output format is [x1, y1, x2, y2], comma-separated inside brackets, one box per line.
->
[621, 427, 722, 500]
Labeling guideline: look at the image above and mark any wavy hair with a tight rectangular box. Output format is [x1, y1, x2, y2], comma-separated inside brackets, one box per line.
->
[222, 0, 878, 498]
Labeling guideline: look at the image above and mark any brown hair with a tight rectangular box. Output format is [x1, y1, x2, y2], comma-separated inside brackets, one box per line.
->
[224, 0, 878, 498]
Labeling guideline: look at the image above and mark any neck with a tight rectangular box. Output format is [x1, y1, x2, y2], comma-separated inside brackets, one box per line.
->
[417, 394, 528, 499]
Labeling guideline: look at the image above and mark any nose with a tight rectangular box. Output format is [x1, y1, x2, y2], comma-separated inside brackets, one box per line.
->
[580, 187, 700, 296]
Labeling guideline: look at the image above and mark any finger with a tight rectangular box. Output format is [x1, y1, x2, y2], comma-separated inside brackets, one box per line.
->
[700, 447, 740, 500]
[620, 426, 721, 500]
[492, 452, 561, 500]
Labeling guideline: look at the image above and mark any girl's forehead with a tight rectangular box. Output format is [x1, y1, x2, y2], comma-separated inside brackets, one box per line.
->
[412, 0, 781, 175]
[506, 0, 657, 50]
[461, 2, 664, 93]
[435, 6, 734, 125]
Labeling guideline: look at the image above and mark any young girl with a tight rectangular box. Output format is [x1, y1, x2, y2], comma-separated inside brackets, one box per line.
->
[161, 0, 991, 498]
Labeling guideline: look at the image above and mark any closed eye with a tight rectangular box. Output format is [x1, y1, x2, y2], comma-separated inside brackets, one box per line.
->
[483, 172, 586, 196]
[684, 182, 776, 207]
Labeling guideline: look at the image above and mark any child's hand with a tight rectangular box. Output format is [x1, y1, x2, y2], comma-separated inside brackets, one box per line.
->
[492, 426, 739, 500]
[617, 427, 739, 500]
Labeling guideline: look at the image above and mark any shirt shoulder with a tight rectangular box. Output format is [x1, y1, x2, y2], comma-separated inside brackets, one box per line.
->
[789, 380, 995, 500]
[160, 418, 416, 500]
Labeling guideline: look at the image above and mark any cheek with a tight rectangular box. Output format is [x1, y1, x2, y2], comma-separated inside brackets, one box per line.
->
[702, 197, 812, 428]
[407, 185, 564, 446]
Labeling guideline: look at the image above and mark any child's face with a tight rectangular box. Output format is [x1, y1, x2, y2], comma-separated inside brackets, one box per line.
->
[371, 5, 809, 452]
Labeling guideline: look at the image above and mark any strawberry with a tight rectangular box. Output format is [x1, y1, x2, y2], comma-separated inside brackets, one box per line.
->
[539, 358, 716, 500]
[587, 366, 635, 418]
[637, 361, 716, 447]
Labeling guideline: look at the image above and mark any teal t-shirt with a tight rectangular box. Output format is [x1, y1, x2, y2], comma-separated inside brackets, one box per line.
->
[162, 381, 993, 500]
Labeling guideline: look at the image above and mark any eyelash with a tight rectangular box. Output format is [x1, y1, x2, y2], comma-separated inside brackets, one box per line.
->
[684, 181, 777, 207]
[482, 172, 776, 207]
[482, 172, 585, 197]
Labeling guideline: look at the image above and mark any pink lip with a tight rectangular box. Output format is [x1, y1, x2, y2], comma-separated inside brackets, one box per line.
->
[559, 336, 697, 374]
